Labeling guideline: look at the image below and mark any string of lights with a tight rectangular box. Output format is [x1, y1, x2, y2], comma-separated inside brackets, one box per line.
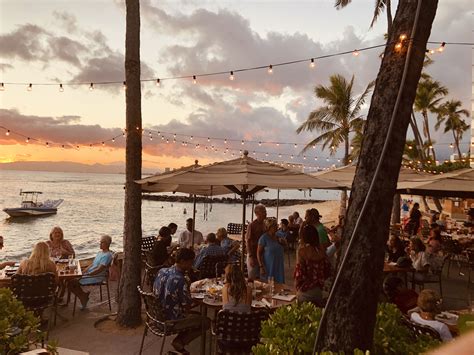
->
[0, 39, 466, 91]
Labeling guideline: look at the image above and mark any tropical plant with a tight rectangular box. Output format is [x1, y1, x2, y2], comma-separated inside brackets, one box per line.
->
[435, 99, 470, 159]
[413, 78, 449, 161]
[0, 288, 58, 355]
[336, 0, 393, 33]
[253, 302, 440, 355]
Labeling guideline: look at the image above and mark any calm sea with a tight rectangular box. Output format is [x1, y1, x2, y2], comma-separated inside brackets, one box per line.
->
[0, 170, 339, 261]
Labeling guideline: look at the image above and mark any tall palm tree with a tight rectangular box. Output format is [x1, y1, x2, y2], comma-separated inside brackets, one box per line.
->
[336, 0, 393, 33]
[435, 100, 470, 159]
[297, 74, 373, 214]
[413, 78, 448, 162]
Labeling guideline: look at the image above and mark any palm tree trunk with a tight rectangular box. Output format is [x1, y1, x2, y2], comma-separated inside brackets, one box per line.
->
[410, 111, 426, 162]
[422, 111, 437, 161]
[391, 193, 401, 224]
[386, 0, 393, 33]
[314, 0, 438, 351]
[453, 130, 462, 159]
[339, 137, 350, 216]
[116, 0, 142, 327]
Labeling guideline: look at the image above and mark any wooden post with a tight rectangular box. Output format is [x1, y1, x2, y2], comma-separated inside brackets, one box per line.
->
[241, 186, 247, 271]
[192, 194, 196, 246]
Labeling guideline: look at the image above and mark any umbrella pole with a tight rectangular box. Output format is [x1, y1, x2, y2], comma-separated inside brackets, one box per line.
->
[192, 194, 196, 246]
[276, 189, 280, 221]
[241, 186, 247, 272]
[251, 195, 255, 222]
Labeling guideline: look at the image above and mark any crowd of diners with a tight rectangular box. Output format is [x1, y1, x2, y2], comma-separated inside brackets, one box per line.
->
[0, 200, 465, 352]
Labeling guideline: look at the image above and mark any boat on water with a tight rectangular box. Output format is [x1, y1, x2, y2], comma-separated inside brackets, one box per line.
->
[3, 191, 64, 217]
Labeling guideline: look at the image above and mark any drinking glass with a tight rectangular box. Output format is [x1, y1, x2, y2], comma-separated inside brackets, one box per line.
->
[268, 276, 275, 297]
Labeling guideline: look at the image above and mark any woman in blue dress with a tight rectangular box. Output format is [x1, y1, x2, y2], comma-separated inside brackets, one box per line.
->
[257, 218, 286, 284]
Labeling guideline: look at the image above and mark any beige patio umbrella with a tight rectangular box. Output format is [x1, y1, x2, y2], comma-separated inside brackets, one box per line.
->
[136, 151, 341, 265]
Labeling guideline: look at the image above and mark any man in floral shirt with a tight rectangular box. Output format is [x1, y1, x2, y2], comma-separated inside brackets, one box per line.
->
[153, 248, 210, 353]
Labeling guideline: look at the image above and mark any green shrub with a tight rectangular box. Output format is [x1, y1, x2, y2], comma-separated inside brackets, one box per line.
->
[253, 302, 440, 355]
[0, 288, 57, 355]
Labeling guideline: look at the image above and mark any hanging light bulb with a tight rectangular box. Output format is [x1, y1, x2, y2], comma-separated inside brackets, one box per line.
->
[5, 130, 10, 136]
[258, 142, 262, 146]
[290, 155, 294, 159]
[265, 153, 269, 157]
[27, 83, 33, 91]
[46, 142, 49, 147]
[399, 34, 407, 41]
[224, 139, 227, 144]
[312, 145, 316, 149]
[59, 84, 64, 92]
[428, 49, 435, 54]
[278, 153, 282, 158]
[0, 83, 4, 91]
[192, 75, 197, 84]
[352, 50, 360, 56]
[89, 83, 94, 91]
[102, 142, 105, 146]
[408, 145, 413, 150]
[26, 137, 30, 143]
[310, 58, 315, 68]
[229, 71, 234, 81]
[303, 156, 307, 160]
[437, 42, 446, 52]
[449, 143, 454, 148]
[207, 137, 210, 142]
[267, 65, 273, 74]
[241, 140, 244, 145]
[156, 78, 161, 87]
[276, 143, 280, 147]
[112, 138, 115, 143]
[294, 143, 298, 149]
[190, 135, 193, 140]
[395, 42, 403, 51]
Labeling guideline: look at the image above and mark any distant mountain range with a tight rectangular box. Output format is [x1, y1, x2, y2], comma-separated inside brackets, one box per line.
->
[0, 161, 158, 174]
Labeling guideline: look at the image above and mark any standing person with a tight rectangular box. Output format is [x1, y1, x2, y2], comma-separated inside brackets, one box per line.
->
[46, 226, 75, 259]
[17, 242, 57, 277]
[178, 218, 203, 248]
[153, 248, 210, 353]
[406, 203, 422, 236]
[276, 219, 290, 239]
[168, 223, 178, 237]
[257, 218, 285, 284]
[301, 209, 330, 251]
[67, 235, 113, 310]
[294, 225, 330, 305]
[222, 264, 252, 313]
[246, 204, 267, 280]
[0, 236, 15, 269]
[292, 212, 303, 227]
[147, 226, 172, 267]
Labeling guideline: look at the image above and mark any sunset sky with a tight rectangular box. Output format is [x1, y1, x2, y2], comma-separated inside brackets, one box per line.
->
[0, 0, 471, 172]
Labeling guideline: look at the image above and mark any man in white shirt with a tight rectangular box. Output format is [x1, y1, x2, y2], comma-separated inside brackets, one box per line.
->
[0, 236, 15, 269]
[179, 218, 203, 248]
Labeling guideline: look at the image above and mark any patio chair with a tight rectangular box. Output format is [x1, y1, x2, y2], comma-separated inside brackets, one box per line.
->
[141, 236, 156, 257]
[443, 239, 463, 278]
[227, 223, 246, 235]
[137, 286, 202, 355]
[198, 255, 229, 279]
[212, 309, 269, 354]
[401, 316, 441, 341]
[411, 254, 450, 298]
[72, 263, 112, 316]
[142, 262, 165, 291]
[11, 272, 58, 337]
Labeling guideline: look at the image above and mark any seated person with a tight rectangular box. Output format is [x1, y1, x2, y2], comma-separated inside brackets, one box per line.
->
[410, 289, 454, 341]
[168, 222, 178, 237]
[46, 226, 75, 259]
[408, 237, 437, 282]
[193, 233, 226, 269]
[222, 264, 252, 313]
[179, 218, 204, 248]
[154, 248, 210, 353]
[0, 236, 15, 269]
[382, 276, 418, 314]
[147, 226, 172, 267]
[17, 242, 57, 278]
[386, 235, 406, 263]
[427, 227, 443, 255]
[67, 235, 113, 310]
[276, 219, 290, 239]
[216, 228, 239, 262]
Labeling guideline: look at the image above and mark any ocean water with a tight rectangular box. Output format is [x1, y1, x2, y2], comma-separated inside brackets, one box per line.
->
[0, 170, 339, 261]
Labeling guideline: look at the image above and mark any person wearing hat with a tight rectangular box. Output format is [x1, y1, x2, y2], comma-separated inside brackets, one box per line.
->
[0, 236, 15, 269]
[300, 209, 330, 251]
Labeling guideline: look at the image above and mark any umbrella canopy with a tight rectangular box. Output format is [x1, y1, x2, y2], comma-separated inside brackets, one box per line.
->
[312, 164, 432, 189]
[137, 151, 340, 195]
[397, 168, 474, 198]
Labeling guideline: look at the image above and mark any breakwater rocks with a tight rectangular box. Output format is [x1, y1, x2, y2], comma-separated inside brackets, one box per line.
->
[142, 194, 323, 207]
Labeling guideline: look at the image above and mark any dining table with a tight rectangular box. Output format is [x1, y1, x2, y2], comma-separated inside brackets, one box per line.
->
[190, 277, 296, 355]
[383, 261, 414, 287]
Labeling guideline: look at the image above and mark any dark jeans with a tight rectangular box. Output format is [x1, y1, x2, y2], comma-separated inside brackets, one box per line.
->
[173, 313, 210, 345]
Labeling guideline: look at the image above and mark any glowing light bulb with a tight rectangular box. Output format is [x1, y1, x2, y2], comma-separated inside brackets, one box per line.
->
[102, 142, 105, 146]
[27, 83, 32, 91]
[5, 130, 10, 136]
[258, 142, 262, 146]
[352, 50, 359, 56]
[26, 137, 30, 143]
[46, 142, 49, 147]
[267, 65, 273, 74]
[429, 49, 435, 54]
[241, 140, 244, 145]
[395, 43, 402, 51]
[89, 83, 94, 91]
[310, 58, 315, 68]
[123, 81, 127, 90]
[0, 83, 4, 91]
[294, 143, 298, 149]
[229, 71, 234, 81]
[193, 75, 197, 84]
[112, 138, 115, 143]
[449, 143, 453, 148]
[437, 42, 446, 52]
[156, 78, 161, 87]
[59, 84, 64, 92]
[399, 34, 407, 41]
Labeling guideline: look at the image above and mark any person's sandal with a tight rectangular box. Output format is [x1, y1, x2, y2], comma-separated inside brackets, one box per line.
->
[80, 291, 90, 311]
[171, 340, 189, 354]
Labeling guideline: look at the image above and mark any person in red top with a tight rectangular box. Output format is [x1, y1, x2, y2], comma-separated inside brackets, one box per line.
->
[383, 276, 418, 314]
[246, 204, 267, 280]
[294, 224, 330, 306]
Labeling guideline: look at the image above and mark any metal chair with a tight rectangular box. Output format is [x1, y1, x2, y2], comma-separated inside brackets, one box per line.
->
[11, 272, 58, 337]
[142, 262, 165, 291]
[226, 223, 244, 235]
[212, 309, 269, 354]
[198, 255, 229, 279]
[137, 286, 202, 355]
[411, 254, 450, 298]
[72, 265, 112, 316]
[141, 236, 156, 257]
[401, 316, 442, 341]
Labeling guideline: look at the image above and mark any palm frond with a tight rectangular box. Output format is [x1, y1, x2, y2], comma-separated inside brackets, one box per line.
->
[369, 0, 386, 28]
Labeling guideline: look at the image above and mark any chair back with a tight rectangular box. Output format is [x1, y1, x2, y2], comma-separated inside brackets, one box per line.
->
[11, 272, 57, 311]
[141, 236, 156, 252]
[137, 286, 167, 333]
[144, 263, 165, 290]
[401, 316, 441, 341]
[214, 309, 269, 350]
[198, 255, 228, 279]
[227, 223, 245, 235]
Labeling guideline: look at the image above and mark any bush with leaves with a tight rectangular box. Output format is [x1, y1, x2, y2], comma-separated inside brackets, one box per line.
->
[0, 288, 58, 355]
[253, 302, 440, 354]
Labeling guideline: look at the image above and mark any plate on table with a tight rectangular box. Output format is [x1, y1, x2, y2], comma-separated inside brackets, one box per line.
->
[436, 312, 459, 325]
[191, 293, 205, 299]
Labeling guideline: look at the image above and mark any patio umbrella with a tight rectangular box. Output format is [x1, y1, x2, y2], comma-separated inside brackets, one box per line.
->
[136, 151, 341, 265]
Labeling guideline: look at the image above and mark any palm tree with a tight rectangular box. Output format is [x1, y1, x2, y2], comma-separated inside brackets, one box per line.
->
[336, 0, 393, 33]
[435, 100, 470, 159]
[297, 74, 373, 215]
[413, 78, 448, 162]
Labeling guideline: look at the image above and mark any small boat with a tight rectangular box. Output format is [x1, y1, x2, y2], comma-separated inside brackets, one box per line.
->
[3, 191, 64, 217]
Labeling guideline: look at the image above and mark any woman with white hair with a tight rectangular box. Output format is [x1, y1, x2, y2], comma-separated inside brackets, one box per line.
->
[67, 235, 113, 310]
[257, 218, 285, 284]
